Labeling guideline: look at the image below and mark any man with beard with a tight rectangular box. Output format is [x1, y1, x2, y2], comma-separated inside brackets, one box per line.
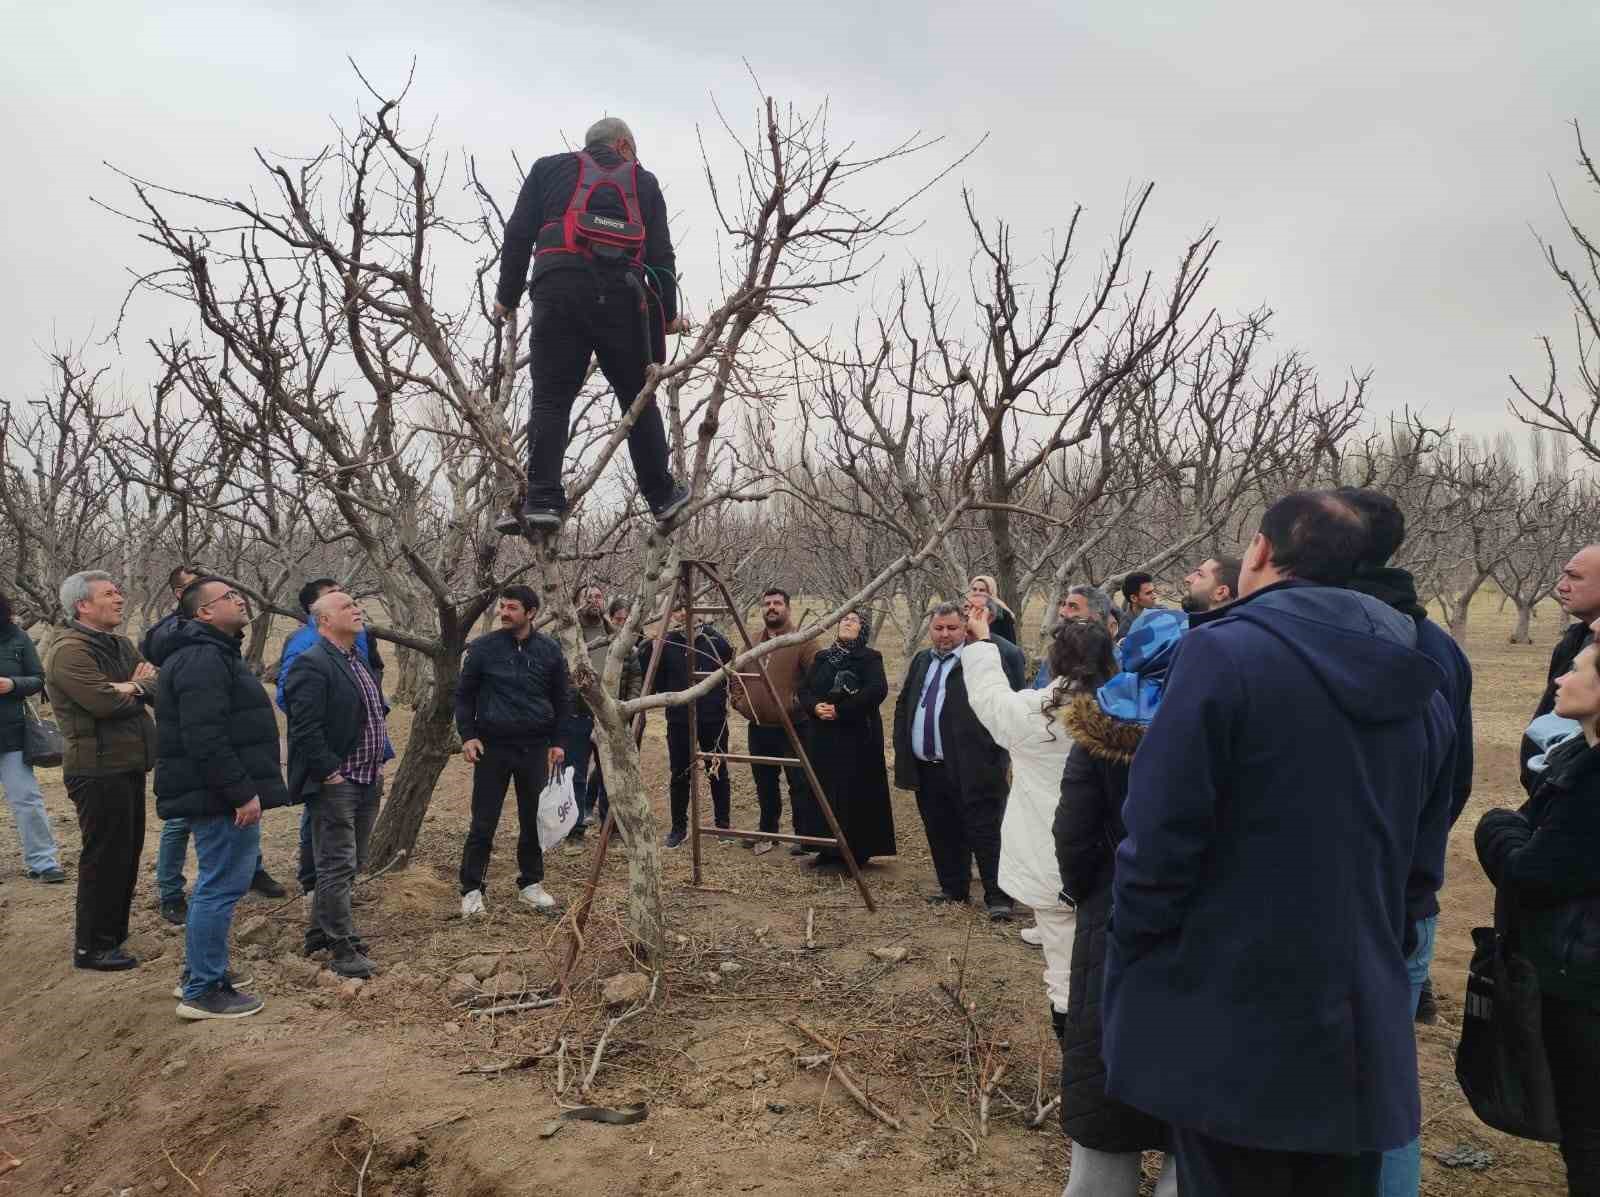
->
[728, 588, 821, 855]
[455, 586, 569, 917]
[1179, 556, 1241, 615]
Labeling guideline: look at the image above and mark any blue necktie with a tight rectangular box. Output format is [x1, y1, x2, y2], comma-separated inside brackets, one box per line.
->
[921, 654, 950, 759]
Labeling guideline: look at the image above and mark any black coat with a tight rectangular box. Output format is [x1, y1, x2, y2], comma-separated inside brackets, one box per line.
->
[454, 628, 569, 744]
[284, 638, 389, 801]
[795, 641, 896, 860]
[154, 621, 290, 818]
[891, 646, 1010, 805]
[1521, 620, 1592, 794]
[1478, 737, 1600, 1005]
[0, 624, 44, 755]
[1051, 694, 1165, 1152]
[140, 607, 187, 667]
[643, 625, 733, 725]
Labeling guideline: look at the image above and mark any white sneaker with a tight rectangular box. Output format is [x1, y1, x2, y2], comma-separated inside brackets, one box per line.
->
[1019, 924, 1044, 947]
[461, 889, 486, 918]
[518, 882, 557, 912]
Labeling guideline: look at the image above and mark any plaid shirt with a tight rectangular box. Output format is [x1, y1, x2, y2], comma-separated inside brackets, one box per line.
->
[339, 644, 387, 785]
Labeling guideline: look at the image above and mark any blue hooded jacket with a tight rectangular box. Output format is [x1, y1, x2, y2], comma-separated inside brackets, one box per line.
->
[1103, 579, 1456, 1155]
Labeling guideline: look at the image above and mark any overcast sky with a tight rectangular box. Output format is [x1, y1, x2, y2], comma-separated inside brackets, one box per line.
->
[3, 0, 1595, 446]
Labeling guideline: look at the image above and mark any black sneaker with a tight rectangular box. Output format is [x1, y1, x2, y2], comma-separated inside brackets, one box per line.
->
[664, 830, 686, 849]
[303, 926, 331, 956]
[650, 484, 691, 528]
[176, 985, 264, 1020]
[159, 897, 188, 926]
[925, 892, 969, 906]
[1416, 979, 1439, 1026]
[173, 968, 254, 999]
[250, 869, 287, 899]
[788, 845, 811, 857]
[26, 866, 67, 884]
[494, 504, 564, 535]
[986, 901, 1015, 922]
[74, 947, 139, 971]
[330, 944, 376, 979]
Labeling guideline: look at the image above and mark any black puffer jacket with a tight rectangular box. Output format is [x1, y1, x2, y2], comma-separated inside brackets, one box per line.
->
[1052, 693, 1166, 1153]
[643, 624, 733, 725]
[455, 628, 570, 743]
[154, 620, 290, 817]
[1478, 736, 1600, 1005]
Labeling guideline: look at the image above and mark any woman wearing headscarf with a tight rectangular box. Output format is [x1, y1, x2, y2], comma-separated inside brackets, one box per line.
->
[1052, 608, 1188, 1197]
[795, 610, 895, 866]
[968, 575, 1019, 647]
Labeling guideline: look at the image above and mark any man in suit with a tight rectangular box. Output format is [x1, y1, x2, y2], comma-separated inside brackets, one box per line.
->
[892, 600, 1021, 919]
[284, 590, 389, 978]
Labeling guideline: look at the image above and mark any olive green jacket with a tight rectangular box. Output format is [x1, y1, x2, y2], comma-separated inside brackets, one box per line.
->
[44, 622, 157, 776]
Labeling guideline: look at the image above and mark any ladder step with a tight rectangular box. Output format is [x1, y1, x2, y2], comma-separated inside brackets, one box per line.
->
[685, 605, 738, 616]
[698, 827, 839, 848]
[697, 751, 800, 767]
[692, 670, 767, 681]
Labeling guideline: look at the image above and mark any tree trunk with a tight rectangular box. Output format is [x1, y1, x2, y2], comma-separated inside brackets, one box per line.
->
[1511, 600, 1535, 645]
[984, 434, 1021, 614]
[367, 648, 460, 870]
[588, 692, 664, 963]
[391, 644, 425, 707]
[245, 610, 273, 675]
[1446, 571, 1492, 644]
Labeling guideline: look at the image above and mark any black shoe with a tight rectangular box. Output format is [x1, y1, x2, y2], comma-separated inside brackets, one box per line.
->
[664, 830, 686, 849]
[330, 944, 377, 979]
[494, 504, 564, 535]
[1416, 979, 1439, 1026]
[926, 892, 969, 906]
[303, 927, 331, 956]
[650, 484, 691, 528]
[986, 901, 1015, 922]
[250, 869, 287, 899]
[26, 866, 67, 884]
[788, 845, 811, 857]
[74, 947, 139, 972]
[177, 985, 264, 1020]
[173, 968, 254, 999]
[159, 897, 188, 926]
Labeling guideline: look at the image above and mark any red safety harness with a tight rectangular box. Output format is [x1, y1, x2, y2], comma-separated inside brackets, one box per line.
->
[535, 150, 648, 267]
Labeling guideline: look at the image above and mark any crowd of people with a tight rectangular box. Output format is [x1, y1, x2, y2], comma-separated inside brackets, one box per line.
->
[4, 491, 1600, 1195]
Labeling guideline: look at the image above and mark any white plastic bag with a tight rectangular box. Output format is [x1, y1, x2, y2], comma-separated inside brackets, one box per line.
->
[537, 765, 578, 852]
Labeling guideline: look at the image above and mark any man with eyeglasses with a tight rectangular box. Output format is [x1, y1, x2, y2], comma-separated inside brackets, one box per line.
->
[154, 578, 288, 1018]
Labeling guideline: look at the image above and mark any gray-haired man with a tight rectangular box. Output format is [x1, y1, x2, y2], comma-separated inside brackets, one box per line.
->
[492, 116, 690, 534]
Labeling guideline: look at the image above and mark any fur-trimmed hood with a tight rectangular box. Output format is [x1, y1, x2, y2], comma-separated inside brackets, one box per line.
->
[1059, 692, 1144, 764]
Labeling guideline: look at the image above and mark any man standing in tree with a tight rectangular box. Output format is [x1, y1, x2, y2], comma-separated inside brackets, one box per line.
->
[492, 117, 690, 534]
[456, 586, 569, 917]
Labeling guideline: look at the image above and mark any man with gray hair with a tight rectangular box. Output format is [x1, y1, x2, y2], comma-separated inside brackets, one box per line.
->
[491, 116, 690, 535]
[45, 570, 158, 971]
[1033, 586, 1116, 687]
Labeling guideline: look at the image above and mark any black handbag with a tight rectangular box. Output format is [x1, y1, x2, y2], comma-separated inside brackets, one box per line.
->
[1455, 919, 1562, 1142]
[21, 699, 64, 768]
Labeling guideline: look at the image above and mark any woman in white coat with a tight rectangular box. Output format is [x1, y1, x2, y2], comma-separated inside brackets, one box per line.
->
[962, 605, 1117, 1023]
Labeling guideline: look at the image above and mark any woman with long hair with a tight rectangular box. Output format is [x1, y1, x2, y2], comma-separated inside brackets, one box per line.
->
[964, 608, 1117, 1038]
[795, 610, 895, 865]
[968, 575, 1019, 647]
[0, 590, 64, 883]
[1053, 609, 1188, 1197]
[1478, 640, 1600, 1194]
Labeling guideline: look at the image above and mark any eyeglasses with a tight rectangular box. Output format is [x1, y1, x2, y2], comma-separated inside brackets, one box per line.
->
[202, 588, 245, 608]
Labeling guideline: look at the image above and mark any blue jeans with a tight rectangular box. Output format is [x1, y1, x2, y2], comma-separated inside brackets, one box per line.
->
[559, 713, 594, 821]
[182, 815, 261, 1000]
[1379, 914, 1437, 1197]
[1, 750, 59, 872]
[159, 816, 266, 903]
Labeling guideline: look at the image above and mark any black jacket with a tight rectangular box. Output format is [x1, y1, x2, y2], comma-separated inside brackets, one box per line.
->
[496, 146, 677, 320]
[140, 607, 187, 667]
[643, 624, 733, 725]
[284, 638, 389, 800]
[0, 624, 45, 755]
[891, 646, 1011, 805]
[1052, 693, 1165, 1153]
[454, 628, 569, 744]
[154, 621, 290, 817]
[1478, 737, 1600, 1005]
[1521, 620, 1592, 793]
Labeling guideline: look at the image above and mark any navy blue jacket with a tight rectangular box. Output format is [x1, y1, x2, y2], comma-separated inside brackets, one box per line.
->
[141, 607, 186, 666]
[1103, 580, 1455, 1155]
[642, 625, 733, 725]
[454, 628, 569, 744]
[284, 638, 389, 801]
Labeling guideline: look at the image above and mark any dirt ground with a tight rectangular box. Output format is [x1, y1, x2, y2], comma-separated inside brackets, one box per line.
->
[0, 594, 1569, 1195]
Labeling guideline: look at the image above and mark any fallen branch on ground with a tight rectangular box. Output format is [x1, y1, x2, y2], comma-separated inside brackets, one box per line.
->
[790, 1021, 904, 1131]
[469, 997, 563, 1018]
[459, 1045, 558, 1075]
[582, 971, 660, 1095]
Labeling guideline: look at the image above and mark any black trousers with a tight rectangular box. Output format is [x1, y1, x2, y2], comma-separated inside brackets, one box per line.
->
[747, 722, 811, 834]
[66, 772, 146, 955]
[526, 270, 673, 510]
[667, 718, 730, 834]
[1171, 1127, 1379, 1197]
[1546, 995, 1600, 1193]
[459, 741, 548, 895]
[913, 759, 1006, 905]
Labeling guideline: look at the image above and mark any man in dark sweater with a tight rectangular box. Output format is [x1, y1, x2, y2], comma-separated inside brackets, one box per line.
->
[1520, 544, 1600, 793]
[492, 117, 689, 534]
[455, 586, 569, 917]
